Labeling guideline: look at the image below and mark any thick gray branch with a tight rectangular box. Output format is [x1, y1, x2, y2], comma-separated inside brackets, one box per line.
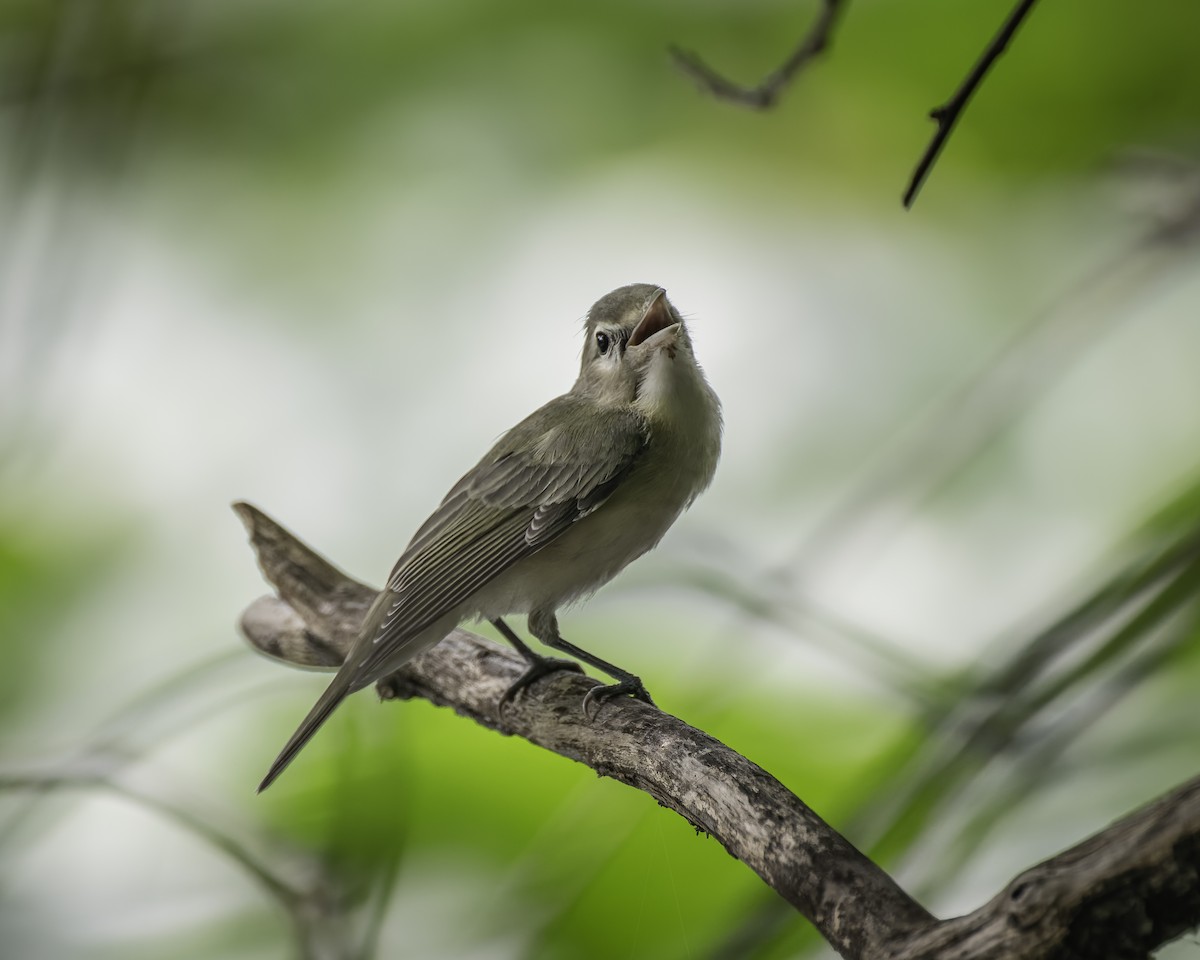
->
[234, 502, 1200, 960]
[233, 502, 929, 959]
[892, 775, 1200, 960]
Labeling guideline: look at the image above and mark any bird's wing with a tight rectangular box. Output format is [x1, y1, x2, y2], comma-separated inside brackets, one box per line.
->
[350, 396, 647, 680]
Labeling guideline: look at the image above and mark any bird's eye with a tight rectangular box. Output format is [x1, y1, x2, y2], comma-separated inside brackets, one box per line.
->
[595, 331, 611, 355]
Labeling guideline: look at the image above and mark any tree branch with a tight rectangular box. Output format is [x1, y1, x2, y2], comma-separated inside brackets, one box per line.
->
[669, 0, 846, 110]
[234, 502, 931, 960]
[903, 0, 1041, 208]
[893, 776, 1200, 960]
[234, 501, 1200, 959]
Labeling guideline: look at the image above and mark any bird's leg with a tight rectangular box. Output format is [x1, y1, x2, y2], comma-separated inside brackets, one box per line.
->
[527, 610, 655, 719]
[492, 617, 583, 711]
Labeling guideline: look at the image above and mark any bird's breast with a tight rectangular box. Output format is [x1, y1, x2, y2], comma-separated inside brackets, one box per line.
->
[470, 419, 719, 619]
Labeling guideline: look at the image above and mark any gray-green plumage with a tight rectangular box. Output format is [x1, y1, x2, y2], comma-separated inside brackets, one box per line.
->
[259, 284, 721, 792]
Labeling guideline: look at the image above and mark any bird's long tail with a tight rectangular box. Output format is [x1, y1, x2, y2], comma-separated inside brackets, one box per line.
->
[258, 672, 357, 792]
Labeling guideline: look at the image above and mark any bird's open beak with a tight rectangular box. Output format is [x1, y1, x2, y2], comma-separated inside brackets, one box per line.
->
[628, 289, 680, 350]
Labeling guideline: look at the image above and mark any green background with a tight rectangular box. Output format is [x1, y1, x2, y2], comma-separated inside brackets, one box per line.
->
[3, 1, 1200, 957]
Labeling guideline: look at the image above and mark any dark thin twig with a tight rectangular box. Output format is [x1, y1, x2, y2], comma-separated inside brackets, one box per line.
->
[669, 0, 846, 110]
[903, 0, 1040, 208]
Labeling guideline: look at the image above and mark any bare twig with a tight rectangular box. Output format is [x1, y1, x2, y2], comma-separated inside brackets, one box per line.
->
[235, 501, 1200, 959]
[669, 0, 846, 109]
[903, 0, 1040, 208]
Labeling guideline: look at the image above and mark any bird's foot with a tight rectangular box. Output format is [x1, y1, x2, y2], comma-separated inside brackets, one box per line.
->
[498, 656, 584, 715]
[581, 676, 655, 721]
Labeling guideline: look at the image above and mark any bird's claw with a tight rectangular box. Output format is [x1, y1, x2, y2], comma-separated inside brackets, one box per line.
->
[581, 677, 655, 721]
[498, 656, 584, 717]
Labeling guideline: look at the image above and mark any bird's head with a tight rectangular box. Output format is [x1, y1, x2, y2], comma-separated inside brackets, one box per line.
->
[575, 284, 694, 410]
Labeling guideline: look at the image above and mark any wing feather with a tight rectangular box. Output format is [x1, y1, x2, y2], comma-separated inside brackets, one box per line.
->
[350, 396, 647, 681]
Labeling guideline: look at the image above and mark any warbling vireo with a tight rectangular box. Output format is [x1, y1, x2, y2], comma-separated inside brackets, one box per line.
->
[259, 283, 722, 791]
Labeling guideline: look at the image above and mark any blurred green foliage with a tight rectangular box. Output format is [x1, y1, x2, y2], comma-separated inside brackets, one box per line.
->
[0, 512, 136, 719]
[4, 0, 1200, 191]
[3, 1, 1200, 958]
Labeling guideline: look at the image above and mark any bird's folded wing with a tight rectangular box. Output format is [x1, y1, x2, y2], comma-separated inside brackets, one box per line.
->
[351, 398, 646, 679]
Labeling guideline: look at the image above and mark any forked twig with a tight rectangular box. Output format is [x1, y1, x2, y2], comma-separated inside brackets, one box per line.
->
[669, 0, 846, 109]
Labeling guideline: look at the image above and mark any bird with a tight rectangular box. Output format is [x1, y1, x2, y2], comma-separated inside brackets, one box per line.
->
[258, 283, 722, 792]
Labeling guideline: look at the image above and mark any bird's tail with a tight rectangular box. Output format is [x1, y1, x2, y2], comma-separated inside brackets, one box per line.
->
[258, 672, 357, 793]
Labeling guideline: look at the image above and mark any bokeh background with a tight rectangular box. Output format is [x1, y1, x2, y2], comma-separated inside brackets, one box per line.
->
[4, 1, 1200, 957]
